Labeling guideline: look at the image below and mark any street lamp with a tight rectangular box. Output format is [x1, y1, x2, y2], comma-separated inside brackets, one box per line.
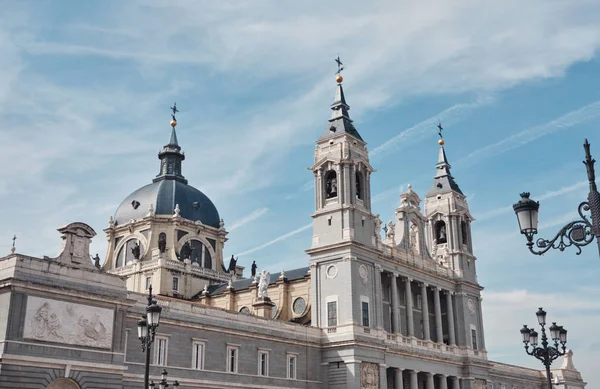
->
[519, 308, 567, 389]
[149, 369, 179, 389]
[138, 285, 163, 389]
[513, 139, 600, 256]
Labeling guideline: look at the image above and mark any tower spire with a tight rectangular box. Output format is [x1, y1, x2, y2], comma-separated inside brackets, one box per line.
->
[154, 103, 187, 184]
[427, 123, 463, 195]
[318, 57, 363, 141]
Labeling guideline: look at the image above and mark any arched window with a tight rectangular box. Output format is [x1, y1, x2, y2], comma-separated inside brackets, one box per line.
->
[47, 378, 80, 389]
[178, 239, 213, 269]
[435, 221, 447, 244]
[461, 220, 468, 245]
[115, 239, 144, 267]
[355, 171, 363, 200]
[325, 170, 338, 199]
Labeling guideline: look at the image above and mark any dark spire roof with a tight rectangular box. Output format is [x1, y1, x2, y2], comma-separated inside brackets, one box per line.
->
[154, 124, 187, 184]
[318, 82, 363, 142]
[427, 144, 464, 196]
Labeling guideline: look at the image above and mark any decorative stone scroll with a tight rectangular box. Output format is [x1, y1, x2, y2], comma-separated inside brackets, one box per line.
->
[360, 362, 379, 389]
[23, 296, 114, 349]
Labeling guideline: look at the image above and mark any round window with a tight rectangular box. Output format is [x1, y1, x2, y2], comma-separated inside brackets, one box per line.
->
[293, 297, 307, 315]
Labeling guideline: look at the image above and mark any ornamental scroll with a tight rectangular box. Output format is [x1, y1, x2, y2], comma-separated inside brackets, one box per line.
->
[360, 362, 379, 389]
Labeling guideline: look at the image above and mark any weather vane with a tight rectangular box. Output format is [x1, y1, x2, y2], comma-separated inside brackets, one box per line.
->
[170, 102, 179, 121]
[335, 56, 344, 75]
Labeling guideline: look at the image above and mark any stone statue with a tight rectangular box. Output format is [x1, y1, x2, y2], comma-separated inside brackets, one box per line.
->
[251, 261, 257, 277]
[386, 221, 395, 240]
[439, 224, 446, 241]
[131, 242, 141, 260]
[228, 255, 237, 273]
[108, 216, 115, 228]
[91, 254, 101, 269]
[147, 203, 154, 217]
[180, 242, 192, 260]
[219, 218, 225, 229]
[158, 234, 167, 254]
[257, 270, 270, 299]
[374, 214, 382, 238]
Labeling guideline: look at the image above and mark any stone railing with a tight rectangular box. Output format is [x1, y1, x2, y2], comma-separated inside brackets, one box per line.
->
[322, 325, 488, 361]
[380, 245, 459, 279]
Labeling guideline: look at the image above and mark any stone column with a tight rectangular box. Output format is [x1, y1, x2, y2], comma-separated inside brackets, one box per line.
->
[439, 374, 448, 389]
[446, 291, 456, 345]
[433, 287, 443, 343]
[375, 265, 384, 329]
[391, 273, 400, 334]
[404, 278, 414, 337]
[394, 368, 404, 389]
[421, 283, 430, 341]
[379, 365, 388, 389]
[451, 377, 460, 389]
[316, 169, 322, 209]
[409, 370, 419, 389]
[426, 373, 434, 389]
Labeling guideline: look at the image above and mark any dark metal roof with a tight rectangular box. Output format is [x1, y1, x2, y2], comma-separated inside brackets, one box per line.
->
[427, 145, 464, 196]
[319, 83, 364, 142]
[203, 266, 310, 296]
[114, 179, 221, 227]
[114, 123, 221, 227]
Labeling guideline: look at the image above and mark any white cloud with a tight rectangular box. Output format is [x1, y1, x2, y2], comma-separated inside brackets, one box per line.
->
[457, 101, 600, 166]
[237, 223, 312, 257]
[228, 208, 269, 232]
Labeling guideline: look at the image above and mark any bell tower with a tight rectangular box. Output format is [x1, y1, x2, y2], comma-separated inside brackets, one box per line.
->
[309, 73, 376, 249]
[423, 132, 476, 282]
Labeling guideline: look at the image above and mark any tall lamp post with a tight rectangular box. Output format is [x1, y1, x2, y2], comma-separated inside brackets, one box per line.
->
[520, 308, 567, 389]
[513, 139, 600, 257]
[138, 286, 163, 389]
[150, 369, 180, 389]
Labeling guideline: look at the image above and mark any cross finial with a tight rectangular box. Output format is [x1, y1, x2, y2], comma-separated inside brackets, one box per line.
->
[11, 235, 16, 254]
[437, 121, 444, 138]
[170, 102, 179, 121]
[335, 55, 344, 75]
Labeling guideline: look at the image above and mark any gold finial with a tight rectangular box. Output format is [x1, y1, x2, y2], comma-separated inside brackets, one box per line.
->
[438, 139, 445, 145]
[170, 102, 179, 128]
[335, 56, 344, 84]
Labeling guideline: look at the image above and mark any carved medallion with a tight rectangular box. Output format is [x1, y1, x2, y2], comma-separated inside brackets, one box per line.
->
[468, 298, 476, 315]
[326, 265, 338, 279]
[359, 264, 368, 283]
[360, 362, 379, 389]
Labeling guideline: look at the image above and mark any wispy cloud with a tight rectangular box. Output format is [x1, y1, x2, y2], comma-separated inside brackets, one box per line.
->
[457, 101, 600, 166]
[228, 208, 269, 232]
[370, 96, 493, 158]
[237, 223, 312, 256]
[477, 180, 589, 222]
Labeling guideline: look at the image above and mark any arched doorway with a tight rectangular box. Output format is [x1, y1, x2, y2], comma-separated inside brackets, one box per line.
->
[47, 378, 80, 389]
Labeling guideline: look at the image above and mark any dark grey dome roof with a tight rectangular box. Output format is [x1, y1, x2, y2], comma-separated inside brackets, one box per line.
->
[114, 178, 220, 228]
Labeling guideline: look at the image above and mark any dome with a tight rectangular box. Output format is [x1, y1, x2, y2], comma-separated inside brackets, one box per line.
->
[114, 179, 220, 228]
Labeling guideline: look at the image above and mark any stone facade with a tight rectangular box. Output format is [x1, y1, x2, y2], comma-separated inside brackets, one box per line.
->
[0, 80, 587, 389]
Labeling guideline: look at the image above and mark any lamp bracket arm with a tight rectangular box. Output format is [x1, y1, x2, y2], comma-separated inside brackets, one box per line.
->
[529, 203, 595, 255]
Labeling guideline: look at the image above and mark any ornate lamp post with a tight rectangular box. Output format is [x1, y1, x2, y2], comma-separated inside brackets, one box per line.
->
[137, 286, 163, 389]
[513, 139, 600, 256]
[520, 308, 567, 389]
[149, 369, 180, 389]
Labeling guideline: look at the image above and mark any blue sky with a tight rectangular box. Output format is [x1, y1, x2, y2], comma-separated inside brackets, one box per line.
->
[1, 0, 599, 384]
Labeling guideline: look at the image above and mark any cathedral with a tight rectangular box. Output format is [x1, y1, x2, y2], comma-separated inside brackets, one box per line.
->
[0, 74, 587, 389]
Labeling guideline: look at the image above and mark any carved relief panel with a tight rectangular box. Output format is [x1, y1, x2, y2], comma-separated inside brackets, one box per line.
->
[23, 296, 114, 349]
[360, 362, 379, 389]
